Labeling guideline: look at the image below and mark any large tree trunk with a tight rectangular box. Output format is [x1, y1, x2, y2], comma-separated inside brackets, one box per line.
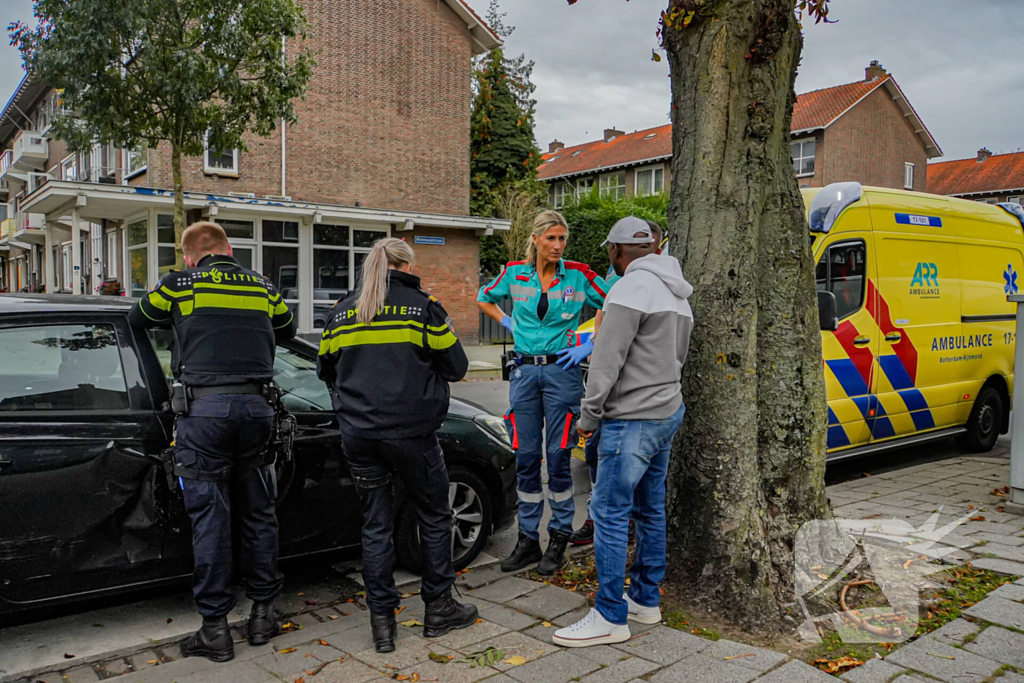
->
[663, 0, 832, 634]
[171, 143, 185, 268]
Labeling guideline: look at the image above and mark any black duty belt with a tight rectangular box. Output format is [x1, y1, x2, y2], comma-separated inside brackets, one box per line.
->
[190, 383, 266, 399]
[515, 354, 561, 366]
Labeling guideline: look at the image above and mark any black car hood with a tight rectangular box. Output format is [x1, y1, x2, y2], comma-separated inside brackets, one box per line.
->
[448, 397, 490, 420]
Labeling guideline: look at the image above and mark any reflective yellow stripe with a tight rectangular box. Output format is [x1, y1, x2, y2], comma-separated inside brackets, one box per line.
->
[318, 334, 330, 355]
[269, 292, 282, 303]
[273, 311, 294, 329]
[328, 319, 426, 338]
[427, 323, 450, 332]
[180, 300, 194, 316]
[327, 327, 425, 352]
[273, 301, 290, 316]
[159, 286, 191, 299]
[194, 282, 270, 294]
[193, 292, 272, 315]
[428, 330, 458, 350]
[147, 290, 172, 312]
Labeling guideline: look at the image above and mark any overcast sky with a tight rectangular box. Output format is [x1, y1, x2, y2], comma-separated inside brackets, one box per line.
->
[2, 0, 1021, 162]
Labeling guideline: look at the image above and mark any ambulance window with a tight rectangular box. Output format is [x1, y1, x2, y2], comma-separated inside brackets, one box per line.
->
[819, 241, 866, 320]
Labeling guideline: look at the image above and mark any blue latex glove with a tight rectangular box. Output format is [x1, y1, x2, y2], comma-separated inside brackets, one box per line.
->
[556, 339, 594, 369]
[500, 316, 514, 333]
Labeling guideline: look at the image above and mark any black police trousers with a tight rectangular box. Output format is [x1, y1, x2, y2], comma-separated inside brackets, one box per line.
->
[341, 432, 456, 615]
[175, 394, 283, 619]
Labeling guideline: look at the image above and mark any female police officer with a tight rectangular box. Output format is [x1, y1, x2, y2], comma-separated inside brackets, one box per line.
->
[318, 238, 477, 653]
[478, 210, 607, 575]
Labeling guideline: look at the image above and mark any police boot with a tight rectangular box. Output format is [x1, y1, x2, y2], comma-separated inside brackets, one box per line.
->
[423, 588, 479, 638]
[500, 532, 543, 572]
[370, 612, 398, 653]
[181, 616, 234, 663]
[537, 528, 572, 576]
[247, 600, 281, 646]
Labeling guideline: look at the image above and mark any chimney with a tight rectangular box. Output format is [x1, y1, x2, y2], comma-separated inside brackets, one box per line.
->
[548, 140, 565, 154]
[865, 60, 887, 82]
[604, 128, 624, 143]
[978, 147, 993, 163]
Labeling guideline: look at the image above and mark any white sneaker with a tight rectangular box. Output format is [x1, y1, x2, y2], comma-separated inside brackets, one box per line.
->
[552, 608, 630, 647]
[624, 593, 662, 624]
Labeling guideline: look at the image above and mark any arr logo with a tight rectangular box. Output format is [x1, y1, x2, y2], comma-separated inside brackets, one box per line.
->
[910, 263, 938, 288]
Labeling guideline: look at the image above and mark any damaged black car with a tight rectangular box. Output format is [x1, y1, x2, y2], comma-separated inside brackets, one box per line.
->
[0, 295, 516, 618]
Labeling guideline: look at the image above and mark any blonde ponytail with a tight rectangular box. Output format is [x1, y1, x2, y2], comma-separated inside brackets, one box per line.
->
[524, 210, 569, 266]
[356, 238, 415, 323]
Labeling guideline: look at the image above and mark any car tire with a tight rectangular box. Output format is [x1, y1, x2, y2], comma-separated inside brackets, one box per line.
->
[956, 385, 1003, 453]
[394, 466, 493, 574]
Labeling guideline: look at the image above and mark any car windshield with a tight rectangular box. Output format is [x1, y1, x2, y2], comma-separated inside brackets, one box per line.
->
[146, 330, 331, 412]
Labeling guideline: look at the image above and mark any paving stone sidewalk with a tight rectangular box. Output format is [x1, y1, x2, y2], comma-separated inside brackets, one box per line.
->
[9, 454, 1024, 683]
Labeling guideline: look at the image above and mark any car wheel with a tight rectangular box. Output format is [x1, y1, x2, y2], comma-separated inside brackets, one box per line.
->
[394, 466, 493, 573]
[956, 386, 1003, 453]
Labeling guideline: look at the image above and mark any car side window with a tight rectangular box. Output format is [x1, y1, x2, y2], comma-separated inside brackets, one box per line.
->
[817, 241, 866, 321]
[147, 328, 175, 380]
[275, 346, 332, 412]
[0, 324, 129, 411]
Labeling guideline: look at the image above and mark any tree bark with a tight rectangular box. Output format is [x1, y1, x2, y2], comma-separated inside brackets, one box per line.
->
[171, 143, 185, 268]
[663, 0, 831, 634]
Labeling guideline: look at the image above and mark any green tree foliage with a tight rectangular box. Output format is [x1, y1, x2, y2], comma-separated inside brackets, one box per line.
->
[9, 0, 316, 260]
[560, 190, 668, 277]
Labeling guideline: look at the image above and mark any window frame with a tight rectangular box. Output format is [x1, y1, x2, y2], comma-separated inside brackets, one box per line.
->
[791, 138, 816, 178]
[552, 182, 571, 209]
[203, 132, 239, 176]
[123, 146, 147, 180]
[106, 230, 119, 280]
[576, 178, 594, 198]
[599, 172, 626, 200]
[904, 162, 915, 190]
[634, 165, 665, 197]
[60, 155, 78, 181]
[1008, 197, 1021, 205]
[816, 239, 867, 321]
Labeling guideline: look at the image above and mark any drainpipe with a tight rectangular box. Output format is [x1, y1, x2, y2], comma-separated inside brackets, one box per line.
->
[1008, 292, 1024, 512]
[281, 37, 287, 198]
[71, 207, 82, 295]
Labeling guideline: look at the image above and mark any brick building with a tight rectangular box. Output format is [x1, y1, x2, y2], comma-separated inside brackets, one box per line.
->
[539, 61, 941, 206]
[0, 0, 508, 341]
[927, 148, 1024, 205]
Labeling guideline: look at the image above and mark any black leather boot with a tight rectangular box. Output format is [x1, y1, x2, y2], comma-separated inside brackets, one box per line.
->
[500, 532, 543, 572]
[371, 611, 398, 653]
[181, 616, 234, 663]
[537, 528, 572, 576]
[247, 600, 281, 646]
[423, 588, 479, 638]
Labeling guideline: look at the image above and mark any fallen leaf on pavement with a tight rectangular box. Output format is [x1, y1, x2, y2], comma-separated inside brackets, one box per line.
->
[970, 516, 986, 521]
[395, 606, 406, 616]
[428, 652, 454, 663]
[166, 618, 173, 623]
[305, 599, 319, 606]
[64, 654, 75, 659]
[412, 674, 421, 682]
[927, 652, 955, 660]
[401, 619, 425, 627]
[319, 639, 329, 646]
[395, 675, 409, 681]
[724, 654, 756, 660]
[147, 660, 158, 665]
[295, 678, 305, 683]
[541, 621, 552, 627]
[329, 614, 339, 620]
[280, 647, 298, 654]
[504, 655, 527, 666]
[811, 656, 862, 673]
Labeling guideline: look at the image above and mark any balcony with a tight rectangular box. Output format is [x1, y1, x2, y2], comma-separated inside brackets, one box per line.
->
[11, 132, 48, 172]
[1, 218, 15, 239]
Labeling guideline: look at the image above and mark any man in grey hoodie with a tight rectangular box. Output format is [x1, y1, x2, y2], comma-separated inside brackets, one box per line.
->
[553, 217, 693, 648]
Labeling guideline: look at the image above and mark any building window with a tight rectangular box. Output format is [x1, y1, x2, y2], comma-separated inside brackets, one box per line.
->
[263, 220, 301, 307]
[107, 231, 119, 280]
[576, 178, 594, 198]
[310, 224, 387, 327]
[126, 217, 149, 298]
[124, 147, 147, 179]
[204, 135, 239, 175]
[552, 182, 571, 208]
[1008, 197, 1021, 205]
[904, 163, 915, 190]
[599, 172, 626, 200]
[61, 155, 77, 181]
[791, 138, 815, 177]
[978, 198, 999, 204]
[62, 244, 73, 291]
[635, 167, 665, 196]
[156, 214, 180, 278]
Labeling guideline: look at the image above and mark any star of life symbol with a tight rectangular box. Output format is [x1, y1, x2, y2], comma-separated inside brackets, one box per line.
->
[1004, 264, 1018, 296]
[794, 508, 974, 644]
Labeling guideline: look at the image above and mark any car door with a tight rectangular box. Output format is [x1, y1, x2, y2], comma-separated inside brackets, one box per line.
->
[0, 315, 170, 604]
[818, 236, 882, 451]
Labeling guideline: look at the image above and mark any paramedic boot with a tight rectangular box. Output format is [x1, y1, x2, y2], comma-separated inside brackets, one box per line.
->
[537, 528, 572, 576]
[247, 600, 281, 646]
[500, 532, 543, 572]
[423, 588, 479, 638]
[181, 616, 234, 663]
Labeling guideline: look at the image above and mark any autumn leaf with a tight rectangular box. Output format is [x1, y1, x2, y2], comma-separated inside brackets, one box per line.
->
[504, 655, 527, 666]
[428, 651, 454, 663]
[400, 619, 425, 627]
[970, 516, 986, 522]
[64, 653, 75, 659]
[396, 676, 409, 681]
[395, 606, 406, 615]
[280, 647, 298, 654]
[329, 614, 339, 620]
[541, 621, 552, 628]
[319, 639, 329, 646]
[295, 678, 305, 683]
[412, 674, 421, 682]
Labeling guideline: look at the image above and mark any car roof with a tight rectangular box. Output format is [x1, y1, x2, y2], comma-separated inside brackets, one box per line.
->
[0, 294, 136, 314]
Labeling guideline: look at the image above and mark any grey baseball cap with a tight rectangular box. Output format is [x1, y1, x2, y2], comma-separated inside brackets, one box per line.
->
[602, 216, 656, 246]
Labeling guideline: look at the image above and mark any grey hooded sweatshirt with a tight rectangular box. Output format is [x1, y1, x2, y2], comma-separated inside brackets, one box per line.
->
[579, 254, 694, 432]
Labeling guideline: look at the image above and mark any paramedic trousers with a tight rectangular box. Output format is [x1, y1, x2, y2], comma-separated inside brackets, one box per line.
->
[503, 363, 583, 539]
[175, 394, 283, 620]
[342, 432, 456, 615]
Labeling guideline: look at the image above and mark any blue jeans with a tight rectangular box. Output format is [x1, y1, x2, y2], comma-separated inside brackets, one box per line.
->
[341, 432, 455, 615]
[175, 394, 282, 619]
[503, 363, 583, 538]
[591, 404, 685, 625]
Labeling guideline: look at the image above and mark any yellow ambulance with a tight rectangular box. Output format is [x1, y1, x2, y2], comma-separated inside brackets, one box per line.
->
[577, 183, 1024, 461]
[810, 182, 1024, 460]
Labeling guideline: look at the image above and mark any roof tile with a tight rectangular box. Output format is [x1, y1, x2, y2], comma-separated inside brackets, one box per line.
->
[928, 152, 1024, 196]
[538, 125, 672, 180]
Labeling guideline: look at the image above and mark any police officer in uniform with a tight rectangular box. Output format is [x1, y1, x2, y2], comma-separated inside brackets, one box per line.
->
[317, 238, 477, 653]
[478, 210, 607, 575]
[129, 221, 296, 663]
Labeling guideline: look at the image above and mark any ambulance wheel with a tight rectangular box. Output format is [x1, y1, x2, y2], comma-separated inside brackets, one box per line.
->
[394, 466, 493, 573]
[957, 386, 1002, 453]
